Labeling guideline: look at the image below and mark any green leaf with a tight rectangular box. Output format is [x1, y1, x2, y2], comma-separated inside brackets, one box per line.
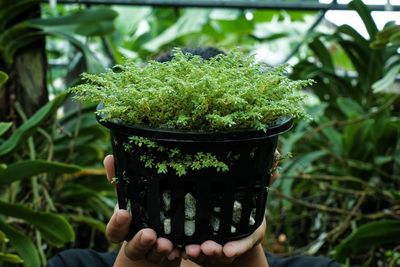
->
[336, 97, 364, 118]
[0, 230, 7, 242]
[143, 9, 210, 52]
[309, 38, 334, 70]
[283, 150, 327, 175]
[0, 201, 75, 246]
[66, 214, 106, 233]
[0, 71, 8, 87]
[0, 252, 23, 264]
[335, 220, 400, 263]
[0, 93, 67, 157]
[0, 0, 36, 30]
[337, 24, 369, 48]
[0, 164, 6, 172]
[0, 122, 12, 137]
[28, 7, 118, 37]
[349, 0, 378, 40]
[43, 30, 104, 73]
[0, 160, 81, 187]
[0, 219, 40, 267]
[322, 127, 343, 155]
[372, 64, 400, 94]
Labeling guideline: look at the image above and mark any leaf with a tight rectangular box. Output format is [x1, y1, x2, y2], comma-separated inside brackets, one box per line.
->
[336, 24, 369, 50]
[349, 0, 378, 40]
[44, 30, 104, 73]
[0, 160, 81, 187]
[335, 220, 400, 262]
[66, 214, 106, 233]
[336, 97, 364, 118]
[282, 150, 328, 175]
[0, 122, 12, 137]
[0, 164, 6, 172]
[0, 230, 7, 242]
[143, 9, 210, 52]
[28, 7, 118, 37]
[0, 201, 75, 246]
[309, 38, 334, 70]
[0, 219, 40, 267]
[0, 0, 36, 30]
[321, 127, 343, 155]
[0, 93, 67, 157]
[372, 64, 400, 94]
[0, 252, 23, 264]
[0, 71, 8, 87]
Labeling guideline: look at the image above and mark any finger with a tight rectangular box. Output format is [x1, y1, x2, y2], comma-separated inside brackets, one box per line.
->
[200, 240, 223, 257]
[106, 209, 131, 243]
[185, 244, 202, 258]
[103, 154, 115, 182]
[167, 248, 181, 261]
[223, 219, 266, 258]
[124, 229, 157, 261]
[146, 237, 174, 264]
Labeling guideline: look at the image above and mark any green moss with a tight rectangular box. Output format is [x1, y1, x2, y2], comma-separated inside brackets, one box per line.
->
[71, 49, 313, 131]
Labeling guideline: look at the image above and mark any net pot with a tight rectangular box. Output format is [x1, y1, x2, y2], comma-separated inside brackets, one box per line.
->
[98, 115, 293, 246]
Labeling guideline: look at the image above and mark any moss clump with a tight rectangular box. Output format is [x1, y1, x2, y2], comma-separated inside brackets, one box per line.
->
[71, 49, 313, 131]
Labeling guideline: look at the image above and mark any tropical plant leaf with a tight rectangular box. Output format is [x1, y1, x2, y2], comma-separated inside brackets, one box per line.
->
[28, 7, 118, 37]
[337, 24, 369, 48]
[0, 92, 67, 157]
[0, 252, 23, 264]
[334, 220, 400, 263]
[0, 122, 12, 137]
[0, 230, 7, 242]
[0, 71, 8, 87]
[0, 160, 81, 187]
[309, 38, 334, 70]
[66, 214, 106, 233]
[0, 220, 40, 267]
[0, 0, 36, 30]
[143, 9, 210, 52]
[372, 64, 400, 94]
[0, 201, 75, 247]
[336, 97, 364, 118]
[349, 0, 378, 40]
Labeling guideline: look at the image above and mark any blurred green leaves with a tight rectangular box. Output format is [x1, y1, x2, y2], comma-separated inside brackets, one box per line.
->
[0, 201, 75, 246]
[0, 93, 67, 157]
[0, 160, 81, 186]
[0, 220, 40, 267]
[335, 220, 400, 263]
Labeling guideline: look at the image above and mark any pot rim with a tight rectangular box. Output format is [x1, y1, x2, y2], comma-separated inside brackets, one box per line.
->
[96, 105, 293, 142]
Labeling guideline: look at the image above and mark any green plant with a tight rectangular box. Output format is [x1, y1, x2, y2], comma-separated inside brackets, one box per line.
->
[72, 49, 313, 131]
[0, 1, 117, 266]
[266, 0, 400, 265]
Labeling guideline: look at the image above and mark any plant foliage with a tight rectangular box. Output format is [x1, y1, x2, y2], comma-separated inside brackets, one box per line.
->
[72, 50, 313, 131]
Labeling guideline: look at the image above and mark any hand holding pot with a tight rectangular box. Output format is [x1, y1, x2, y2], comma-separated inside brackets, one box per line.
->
[104, 155, 272, 267]
[104, 155, 181, 267]
[181, 218, 268, 267]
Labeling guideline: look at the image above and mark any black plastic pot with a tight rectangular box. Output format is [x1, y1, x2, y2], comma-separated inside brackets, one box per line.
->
[98, 115, 293, 246]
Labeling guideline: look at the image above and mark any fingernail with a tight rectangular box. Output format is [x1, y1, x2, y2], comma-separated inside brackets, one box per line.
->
[115, 211, 124, 225]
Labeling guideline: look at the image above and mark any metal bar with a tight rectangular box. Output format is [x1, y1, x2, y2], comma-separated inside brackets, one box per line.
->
[282, 9, 326, 63]
[41, 0, 400, 11]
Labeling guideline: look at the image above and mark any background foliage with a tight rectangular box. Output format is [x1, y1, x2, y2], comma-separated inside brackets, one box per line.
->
[0, 0, 399, 266]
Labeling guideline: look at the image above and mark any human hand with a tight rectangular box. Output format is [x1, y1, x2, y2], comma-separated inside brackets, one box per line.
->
[104, 155, 181, 267]
[181, 218, 268, 267]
